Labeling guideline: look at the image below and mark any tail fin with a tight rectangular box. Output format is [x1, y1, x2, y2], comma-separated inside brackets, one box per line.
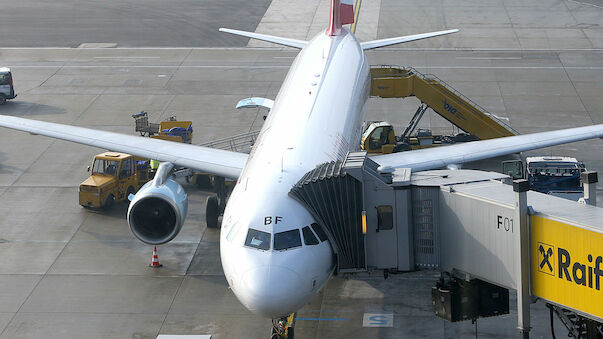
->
[327, 0, 355, 36]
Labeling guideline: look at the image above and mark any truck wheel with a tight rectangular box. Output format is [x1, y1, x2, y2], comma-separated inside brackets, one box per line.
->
[206, 196, 219, 229]
[104, 194, 115, 210]
[0, 96, 5, 105]
[195, 174, 212, 189]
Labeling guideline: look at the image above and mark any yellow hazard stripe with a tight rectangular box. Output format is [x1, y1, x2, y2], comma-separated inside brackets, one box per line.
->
[350, 0, 362, 34]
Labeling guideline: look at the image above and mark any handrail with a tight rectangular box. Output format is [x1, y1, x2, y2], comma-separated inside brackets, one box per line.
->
[199, 130, 260, 153]
[371, 65, 519, 135]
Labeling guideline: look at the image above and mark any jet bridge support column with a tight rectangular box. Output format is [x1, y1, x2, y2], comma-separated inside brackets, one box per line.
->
[514, 180, 531, 338]
[581, 171, 598, 206]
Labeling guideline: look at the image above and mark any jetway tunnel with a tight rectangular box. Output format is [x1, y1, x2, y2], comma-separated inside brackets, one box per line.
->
[289, 151, 603, 337]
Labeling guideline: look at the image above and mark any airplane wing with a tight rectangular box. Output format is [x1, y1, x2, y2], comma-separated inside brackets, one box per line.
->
[372, 124, 603, 172]
[0, 115, 248, 179]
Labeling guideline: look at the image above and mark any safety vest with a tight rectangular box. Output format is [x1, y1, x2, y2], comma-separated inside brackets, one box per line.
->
[150, 160, 160, 170]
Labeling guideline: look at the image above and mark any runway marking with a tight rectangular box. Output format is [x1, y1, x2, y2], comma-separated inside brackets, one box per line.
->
[456, 57, 523, 60]
[4, 65, 603, 70]
[296, 317, 348, 321]
[94, 56, 161, 59]
[1, 47, 602, 52]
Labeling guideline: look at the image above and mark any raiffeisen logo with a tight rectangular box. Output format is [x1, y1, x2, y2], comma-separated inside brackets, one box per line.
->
[558, 248, 603, 290]
[541, 243, 603, 291]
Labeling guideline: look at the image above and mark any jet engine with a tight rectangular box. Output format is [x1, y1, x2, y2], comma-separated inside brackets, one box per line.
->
[127, 162, 188, 245]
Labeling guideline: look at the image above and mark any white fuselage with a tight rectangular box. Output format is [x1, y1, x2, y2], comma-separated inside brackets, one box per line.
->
[219, 29, 370, 319]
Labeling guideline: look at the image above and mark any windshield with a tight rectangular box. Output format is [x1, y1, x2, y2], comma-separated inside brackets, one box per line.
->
[244, 229, 271, 251]
[274, 229, 302, 251]
[0, 74, 10, 86]
[92, 159, 120, 176]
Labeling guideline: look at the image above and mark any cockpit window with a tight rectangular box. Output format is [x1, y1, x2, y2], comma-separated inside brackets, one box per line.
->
[302, 226, 319, 245]
[244, 229, 271, 250]
[310, 223, 328, 242]
[274, 229, 302, 251]
[226, 222, 242, 242]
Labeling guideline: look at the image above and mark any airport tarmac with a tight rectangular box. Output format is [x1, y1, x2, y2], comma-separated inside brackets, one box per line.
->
[0, 0, 602, 338]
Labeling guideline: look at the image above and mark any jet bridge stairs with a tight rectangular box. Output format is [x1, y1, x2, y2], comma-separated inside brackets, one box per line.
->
[289, 151, 603, 337]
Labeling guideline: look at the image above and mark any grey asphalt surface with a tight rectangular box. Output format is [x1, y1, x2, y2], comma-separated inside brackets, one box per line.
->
[0, 0, 271, 47]
[0, 0, 602, 338]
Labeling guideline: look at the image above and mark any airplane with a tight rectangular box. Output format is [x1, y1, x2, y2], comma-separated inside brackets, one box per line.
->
[1, 0, 603, 338]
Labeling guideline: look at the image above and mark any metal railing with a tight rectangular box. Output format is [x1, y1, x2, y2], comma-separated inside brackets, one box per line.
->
[199, 130, 261, 153]
[372, 65, 519, 135]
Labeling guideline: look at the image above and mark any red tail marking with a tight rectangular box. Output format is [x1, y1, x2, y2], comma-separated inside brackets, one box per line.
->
[326, 0, 354, 36]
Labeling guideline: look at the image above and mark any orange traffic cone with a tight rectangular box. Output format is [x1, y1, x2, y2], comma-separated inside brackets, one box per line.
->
[149, 246, 162, 268]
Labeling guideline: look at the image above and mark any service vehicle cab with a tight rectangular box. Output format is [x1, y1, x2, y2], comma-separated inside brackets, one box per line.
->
[79, 152, 151, 208]
[0, 68, 16, 105]
[502, 156, 586, 200]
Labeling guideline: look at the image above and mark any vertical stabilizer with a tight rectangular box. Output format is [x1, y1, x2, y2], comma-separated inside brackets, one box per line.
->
[326, 0, 355, 36]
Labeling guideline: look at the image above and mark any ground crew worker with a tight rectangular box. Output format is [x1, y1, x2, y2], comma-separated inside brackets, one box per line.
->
[150, 159, 160, 171]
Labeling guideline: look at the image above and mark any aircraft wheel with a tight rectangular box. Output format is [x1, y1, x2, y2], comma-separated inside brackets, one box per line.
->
[206, 196, 219, 229]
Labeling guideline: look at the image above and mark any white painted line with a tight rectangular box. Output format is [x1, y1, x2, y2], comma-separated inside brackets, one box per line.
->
[157, 336, 211, 339]
[94, 56, 161, 59]
[1, 47, 603, 52]
[363, 313, 393, 327]
[78, 43, 117, 48]
[456, 57, 523, 60]
[4, 65, 603, 70]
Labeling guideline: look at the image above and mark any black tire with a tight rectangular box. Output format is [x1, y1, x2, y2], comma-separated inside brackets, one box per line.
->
[195, 174, 212, 189]
[0, 96, 6, 105]
[206, 195, 219, 229]
[104, 194, 115, 210]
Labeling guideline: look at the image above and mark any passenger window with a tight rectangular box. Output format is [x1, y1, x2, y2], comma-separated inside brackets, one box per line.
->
[274, 229, 302, 251]
[244, 229, 271, 250]
[377, 205, 394, 230]
[310, 223, 328, 242]
[302, 226, 319, 245]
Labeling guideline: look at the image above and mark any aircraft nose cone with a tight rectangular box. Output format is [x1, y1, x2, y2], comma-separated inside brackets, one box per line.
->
[238, 265, 307, 318]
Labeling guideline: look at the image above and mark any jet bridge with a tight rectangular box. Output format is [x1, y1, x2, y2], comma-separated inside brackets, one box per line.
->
[290, 152, 603, 337]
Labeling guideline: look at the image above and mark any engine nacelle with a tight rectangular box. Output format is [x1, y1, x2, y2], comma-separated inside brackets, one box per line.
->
[127, 164, 188, 245]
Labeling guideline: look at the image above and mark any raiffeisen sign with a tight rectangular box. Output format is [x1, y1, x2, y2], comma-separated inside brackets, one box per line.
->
[531, 215, 603, 320]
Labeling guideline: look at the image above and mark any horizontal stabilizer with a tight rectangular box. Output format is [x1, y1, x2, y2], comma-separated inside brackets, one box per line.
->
[219, 28, 307, 49]
[361, 29, 459, 50]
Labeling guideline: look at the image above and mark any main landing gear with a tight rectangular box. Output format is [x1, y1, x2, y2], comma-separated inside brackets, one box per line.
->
[205, 176, 228, 229]
[271, 313, 296, 339]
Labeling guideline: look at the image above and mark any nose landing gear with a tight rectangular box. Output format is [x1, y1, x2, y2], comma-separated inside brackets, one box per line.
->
[271, 313, 296, 339]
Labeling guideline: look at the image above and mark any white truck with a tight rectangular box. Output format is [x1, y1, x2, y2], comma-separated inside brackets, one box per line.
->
[502, 156, 586, 201]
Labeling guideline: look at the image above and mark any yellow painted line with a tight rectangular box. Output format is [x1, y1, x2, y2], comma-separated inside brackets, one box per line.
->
[350, 0, 362, 34]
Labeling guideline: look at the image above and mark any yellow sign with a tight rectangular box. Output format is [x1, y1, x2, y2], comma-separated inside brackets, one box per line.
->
[531, 215, 603, 319]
